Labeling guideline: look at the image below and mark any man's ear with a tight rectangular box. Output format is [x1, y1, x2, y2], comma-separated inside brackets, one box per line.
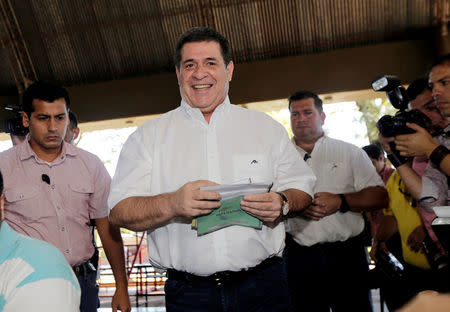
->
[22, 112, 30, 128]
[175, 66, 180, 81]
[73, 127, 80, 141]
[226, 61, 234, 82]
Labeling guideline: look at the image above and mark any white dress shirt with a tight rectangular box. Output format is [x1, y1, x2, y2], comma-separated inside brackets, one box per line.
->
[109, 97, 316, 276]
[287, 136, 384, 246]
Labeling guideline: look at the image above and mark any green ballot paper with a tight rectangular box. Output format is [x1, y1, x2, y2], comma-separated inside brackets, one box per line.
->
[196, 195, 262, 236]
[192, 182, 272, 236]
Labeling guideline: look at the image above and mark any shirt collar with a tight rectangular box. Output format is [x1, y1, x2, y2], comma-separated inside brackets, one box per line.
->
[18, 134, 77, 163]
[291, 135, 326, 155]
[180, 96, 231, 124]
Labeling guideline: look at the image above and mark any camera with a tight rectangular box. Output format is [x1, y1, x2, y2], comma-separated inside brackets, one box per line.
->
[422, 231, 448, 271]
[375, 248, 405, 281]
[4, 104, 28, 136]
[372, 75, 431, 137]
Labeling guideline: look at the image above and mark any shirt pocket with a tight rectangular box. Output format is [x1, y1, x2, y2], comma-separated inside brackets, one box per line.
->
[316, 161, 351, 193]
[232, 154, 273, 183]
[68, 183, 94, 222]
[4, 186, 40, 220]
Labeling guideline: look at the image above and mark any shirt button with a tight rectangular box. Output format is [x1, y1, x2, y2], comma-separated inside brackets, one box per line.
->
[61, 227, 65, 231]
[51, 185, 55, 190]
[65, 249, 69, 253]
[57, 206, 61, 210]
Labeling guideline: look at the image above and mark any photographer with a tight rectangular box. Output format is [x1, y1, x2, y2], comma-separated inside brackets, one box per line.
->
[372, 78, 449, 309]
[395, 54, 450, 177]
[382, 58, 450, 214]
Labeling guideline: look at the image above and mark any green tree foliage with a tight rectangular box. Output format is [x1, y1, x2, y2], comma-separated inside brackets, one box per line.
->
[267, 110, 293, 138]
[355, 99, 396, 143]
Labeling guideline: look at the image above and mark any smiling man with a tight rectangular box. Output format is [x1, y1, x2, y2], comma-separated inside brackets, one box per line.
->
[0, 81, 130, 312]
[108, 27, 316, 312]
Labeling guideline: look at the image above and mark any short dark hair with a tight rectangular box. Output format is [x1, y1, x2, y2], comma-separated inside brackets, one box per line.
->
[430, 53, 450, 71]
[68, 111, 78, 130]
[406, 78, 430, 101]
[362, 144, 382, 160]
[174, 27, 232, 69]
[288, 90, 323, 112]
[22, 81, 70, 117]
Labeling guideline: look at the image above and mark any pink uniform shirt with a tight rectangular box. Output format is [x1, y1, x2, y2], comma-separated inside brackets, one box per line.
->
[0, 140, 110, 266]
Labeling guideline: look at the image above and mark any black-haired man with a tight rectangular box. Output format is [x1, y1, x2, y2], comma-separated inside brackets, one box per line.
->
[109, 27, 316, 311]
[0, 81, 130, 312]
[285, 90, 388, 312]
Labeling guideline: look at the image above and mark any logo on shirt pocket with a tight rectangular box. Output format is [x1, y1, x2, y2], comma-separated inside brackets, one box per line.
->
[233, 154, 272, 183]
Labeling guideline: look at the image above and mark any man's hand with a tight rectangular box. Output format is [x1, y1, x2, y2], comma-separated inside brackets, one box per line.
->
[395, 123, 439, 157]
[378, 132, 395, 154]
[241, 192, 283, 223]
[370, 240, 389, 262]
[112, 286, 131, 312]
[312, 192, 342, 217]
[298, 204, 327, 220]
[406, 225, 426, 253]
[171, 180, 221, 218]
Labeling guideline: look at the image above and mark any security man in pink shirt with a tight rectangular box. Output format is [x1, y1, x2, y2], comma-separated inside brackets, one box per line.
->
[0, 81, 131, 312]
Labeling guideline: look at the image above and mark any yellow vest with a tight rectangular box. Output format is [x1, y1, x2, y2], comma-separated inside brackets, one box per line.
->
[385, 171, 430, 269]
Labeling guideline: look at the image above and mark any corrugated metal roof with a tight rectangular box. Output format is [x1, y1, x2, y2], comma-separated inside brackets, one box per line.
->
[0, 0, 441, 95]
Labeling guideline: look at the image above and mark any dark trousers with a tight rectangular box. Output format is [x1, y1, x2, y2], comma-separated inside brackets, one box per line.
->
[77, 269, 100, 312]
[164, 258, 292, 312]
[284, 233, 372, 312]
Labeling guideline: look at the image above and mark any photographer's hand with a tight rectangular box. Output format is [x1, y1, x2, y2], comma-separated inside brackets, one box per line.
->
[406, 225, 426, 253]
[378, 132, 395, 154]
[395, 123, 438, 157]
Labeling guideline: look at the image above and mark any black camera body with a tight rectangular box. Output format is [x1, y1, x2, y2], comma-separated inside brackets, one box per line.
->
[372, 75, 431, 137]
[4, 105, 28, 136]
[375, 248, 405, 281]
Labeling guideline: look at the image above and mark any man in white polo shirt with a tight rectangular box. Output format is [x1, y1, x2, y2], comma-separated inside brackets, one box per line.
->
[108, 27, 316, 312]
[285, 90, 388, 312]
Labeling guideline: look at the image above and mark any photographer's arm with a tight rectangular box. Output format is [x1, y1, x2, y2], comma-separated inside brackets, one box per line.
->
[395, 123, 438, 158]
[395, 122, 450, 175]
[435, 154, 450, 176]
[396, 163, 422, 201]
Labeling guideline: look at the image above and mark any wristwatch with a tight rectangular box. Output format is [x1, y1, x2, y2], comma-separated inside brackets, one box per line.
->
[338, 193, 349, 213]
[276, 192, 289, 216]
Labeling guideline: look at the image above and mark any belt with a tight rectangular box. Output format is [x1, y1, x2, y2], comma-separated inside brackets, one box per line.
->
[167, 256, 282, 286]
[72, 260, 96, 277]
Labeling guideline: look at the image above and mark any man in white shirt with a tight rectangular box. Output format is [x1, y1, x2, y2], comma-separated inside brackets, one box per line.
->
[108, 27, 316, 312]
[284, 90, 388, 312]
